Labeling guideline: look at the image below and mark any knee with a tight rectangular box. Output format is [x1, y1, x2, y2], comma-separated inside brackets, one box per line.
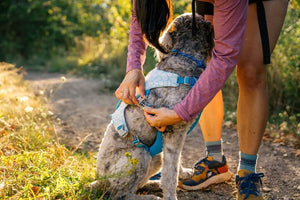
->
[236, 63, 267, 90]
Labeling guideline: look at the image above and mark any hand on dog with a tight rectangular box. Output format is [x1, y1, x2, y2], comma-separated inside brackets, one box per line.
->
[115, 69, 146, 105]
[143, 106, 183, 132]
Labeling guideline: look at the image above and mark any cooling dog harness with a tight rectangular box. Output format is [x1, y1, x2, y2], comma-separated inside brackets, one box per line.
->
[111, 49, 205, 156]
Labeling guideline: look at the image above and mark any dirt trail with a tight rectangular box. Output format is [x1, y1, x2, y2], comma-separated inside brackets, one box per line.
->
[25, 72, 300, 200]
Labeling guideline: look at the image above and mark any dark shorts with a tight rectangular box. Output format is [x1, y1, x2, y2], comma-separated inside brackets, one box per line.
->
[196, 0, 271, 64]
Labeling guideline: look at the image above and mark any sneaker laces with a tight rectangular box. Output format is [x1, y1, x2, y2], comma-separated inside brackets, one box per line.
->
[194, 156, 225, 169]
[193, 157, 208, 169]
[236, 172, 264, 200]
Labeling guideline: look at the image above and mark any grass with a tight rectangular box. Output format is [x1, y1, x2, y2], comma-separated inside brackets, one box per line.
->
[0, 62, 104, 199]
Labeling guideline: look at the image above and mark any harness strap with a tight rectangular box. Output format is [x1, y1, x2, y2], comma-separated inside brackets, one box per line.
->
[172, 49, 206, 69]
[187, 111, 202, 135]
[255, 0, 271, 64]
[192, 0, 197, 36]
[133, 131, 163, 157]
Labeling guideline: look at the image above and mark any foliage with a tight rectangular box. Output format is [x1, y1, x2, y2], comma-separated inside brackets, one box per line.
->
[268, 4, 300, 114]
[0, 0, 110, 60]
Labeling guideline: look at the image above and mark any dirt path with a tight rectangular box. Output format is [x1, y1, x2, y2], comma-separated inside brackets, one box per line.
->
[25, 72, 300, 200]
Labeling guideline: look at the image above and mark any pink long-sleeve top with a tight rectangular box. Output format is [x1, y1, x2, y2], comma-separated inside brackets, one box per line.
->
[127, 0, 248, 121]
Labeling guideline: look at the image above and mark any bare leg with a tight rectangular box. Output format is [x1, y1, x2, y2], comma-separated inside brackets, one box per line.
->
[237, 0, 288, 155]
[199, 90, 223, 142]
[200, 14, 224, 147]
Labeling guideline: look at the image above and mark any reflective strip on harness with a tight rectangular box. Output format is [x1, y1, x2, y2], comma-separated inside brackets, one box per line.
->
[111, 102, 129, 137]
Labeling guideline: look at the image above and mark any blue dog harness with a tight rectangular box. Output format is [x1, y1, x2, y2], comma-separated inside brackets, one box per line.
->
[111, 49, 205, 156]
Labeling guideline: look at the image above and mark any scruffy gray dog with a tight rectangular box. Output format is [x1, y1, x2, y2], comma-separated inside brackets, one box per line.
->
[96, 13, 214, 200]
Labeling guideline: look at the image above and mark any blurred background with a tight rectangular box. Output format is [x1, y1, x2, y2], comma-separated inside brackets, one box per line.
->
[0, 0, 299, 134]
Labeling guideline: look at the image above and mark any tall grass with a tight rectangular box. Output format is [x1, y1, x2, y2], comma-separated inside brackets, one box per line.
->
[0, 63, 104, 199]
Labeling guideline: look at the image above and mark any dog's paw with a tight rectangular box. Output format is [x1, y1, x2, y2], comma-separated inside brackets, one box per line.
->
[179, 167, 193, 180]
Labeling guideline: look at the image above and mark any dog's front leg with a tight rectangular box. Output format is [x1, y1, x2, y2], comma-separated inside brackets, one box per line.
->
[161, 130, 187, 200]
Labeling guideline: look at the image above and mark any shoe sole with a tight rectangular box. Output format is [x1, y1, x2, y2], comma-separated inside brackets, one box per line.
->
[180, 171, 233, 191]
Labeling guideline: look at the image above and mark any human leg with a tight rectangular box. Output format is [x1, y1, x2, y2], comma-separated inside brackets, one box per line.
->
[200, 90, 223, 142]
[237, 0, 288, 166]
[236, 0, 288, 199]
[200, 90, 224, 161]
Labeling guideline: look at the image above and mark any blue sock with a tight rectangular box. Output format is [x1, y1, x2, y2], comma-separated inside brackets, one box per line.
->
[205, 140, 223, 162]
[238, 152, 258, 173]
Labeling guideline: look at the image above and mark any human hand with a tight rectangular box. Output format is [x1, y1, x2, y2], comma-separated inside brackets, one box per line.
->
[143, 107, 183, 132]
[115, 69, 146, 105]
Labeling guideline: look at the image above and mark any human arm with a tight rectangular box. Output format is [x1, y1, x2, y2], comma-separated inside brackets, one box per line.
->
[115, 0, 148, 104]
[174, 0, 249, 121]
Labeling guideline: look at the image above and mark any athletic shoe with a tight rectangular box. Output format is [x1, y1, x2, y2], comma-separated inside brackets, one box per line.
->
[236, 169, 264, 200]
[178, 155, 233, 190]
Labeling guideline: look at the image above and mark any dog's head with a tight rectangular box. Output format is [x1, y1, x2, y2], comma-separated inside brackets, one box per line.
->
[156, 13, 214, 63]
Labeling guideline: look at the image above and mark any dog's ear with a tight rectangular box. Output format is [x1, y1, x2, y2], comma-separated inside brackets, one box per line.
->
[160, 31, 174, 51]
[155, 25, 176, 61]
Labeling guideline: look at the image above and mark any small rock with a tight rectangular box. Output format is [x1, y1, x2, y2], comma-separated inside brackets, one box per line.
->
[272, 143, 281, 147]
[263, 187, 272, 193]
[283, 153, 288, 157]
[297, 185, 300, 190]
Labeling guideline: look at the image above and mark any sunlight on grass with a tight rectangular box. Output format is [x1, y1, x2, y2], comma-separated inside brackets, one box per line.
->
[0, 63, 104, 199]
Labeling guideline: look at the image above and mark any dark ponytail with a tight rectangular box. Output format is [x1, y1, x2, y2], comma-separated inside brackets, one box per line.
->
[135, 0, 173, 53]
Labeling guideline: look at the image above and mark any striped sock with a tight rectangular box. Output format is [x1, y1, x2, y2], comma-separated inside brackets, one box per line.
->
[205, 140, 223, 162]
[238, 152, 258, 173]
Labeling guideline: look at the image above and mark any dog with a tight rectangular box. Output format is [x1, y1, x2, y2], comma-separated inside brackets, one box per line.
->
[95, 13, 214, 200]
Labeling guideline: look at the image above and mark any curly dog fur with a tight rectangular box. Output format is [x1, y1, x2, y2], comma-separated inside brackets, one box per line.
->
[95, 13, 214, 200]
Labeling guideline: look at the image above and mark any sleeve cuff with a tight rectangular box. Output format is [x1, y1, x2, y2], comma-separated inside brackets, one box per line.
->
[174, 103, 192, 122]
[126, 64, 143, 73]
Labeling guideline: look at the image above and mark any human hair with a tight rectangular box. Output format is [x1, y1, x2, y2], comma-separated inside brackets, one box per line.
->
[135, 0, 173, 53]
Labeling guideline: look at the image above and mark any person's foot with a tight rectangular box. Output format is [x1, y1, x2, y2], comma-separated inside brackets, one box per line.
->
[178, 155, 233, 190]
[236, 169, 264, 200]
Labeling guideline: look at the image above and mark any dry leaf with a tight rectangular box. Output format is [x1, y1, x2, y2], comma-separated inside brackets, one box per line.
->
[31, 186, 41, 195]
[294, 149, 300, 157]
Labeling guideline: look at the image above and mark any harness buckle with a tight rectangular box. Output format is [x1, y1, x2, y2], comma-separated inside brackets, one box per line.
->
[137, 96, 147, 108]
[177, 76, 198, 87]
[132, 135, 144, 148]
[183, 76, 191, 85]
